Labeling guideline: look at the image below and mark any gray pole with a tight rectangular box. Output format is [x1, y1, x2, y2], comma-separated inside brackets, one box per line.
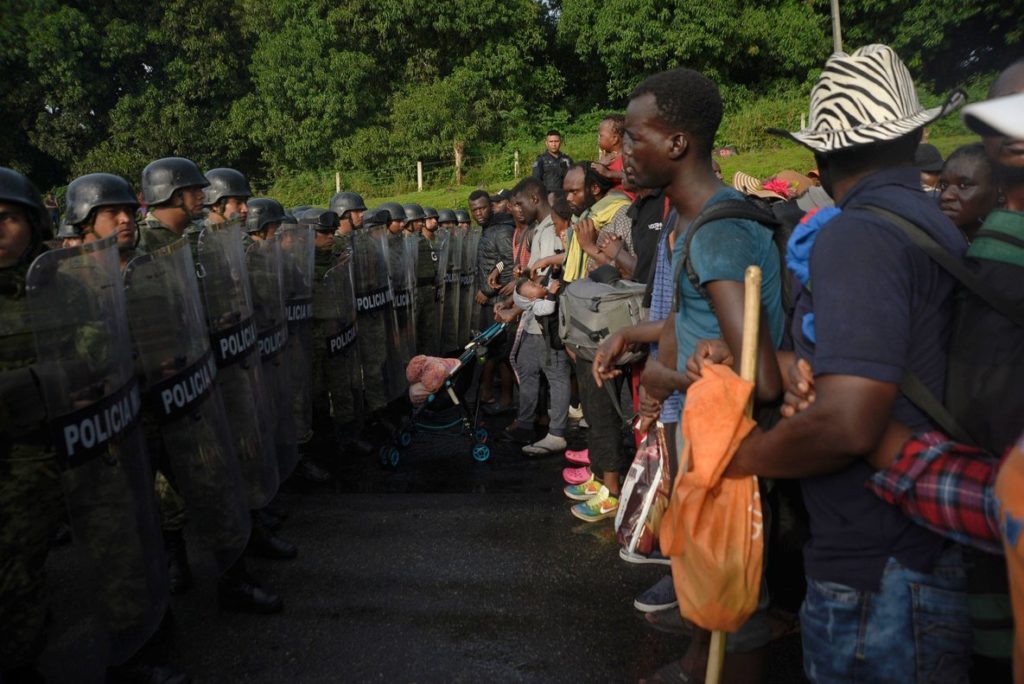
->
[831, 0, 843, 53]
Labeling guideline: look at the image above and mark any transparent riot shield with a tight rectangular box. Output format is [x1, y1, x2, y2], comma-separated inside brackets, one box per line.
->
[123, 239, 250, 573]
[431, 228, 451, 354]
[352, 226, 403, 409]
[195, 221, 279, 508]
[279, 224, 315, 445]
[246, 236, 298, 480]
[320, 260, 362, 435]
[387, 231, 416, 368]
[438, 229, 463, 353]
[403, 232, 420, 349]
[460, 227, 482, 346]
[414, 228, 444, 357]
[26, 236, 166, 664]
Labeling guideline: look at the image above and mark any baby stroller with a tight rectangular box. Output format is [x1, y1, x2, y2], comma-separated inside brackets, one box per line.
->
[380, 322, 508, 467]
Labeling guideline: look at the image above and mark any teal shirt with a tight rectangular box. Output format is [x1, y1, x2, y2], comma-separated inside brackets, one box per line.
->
[673, 188, 784, 380]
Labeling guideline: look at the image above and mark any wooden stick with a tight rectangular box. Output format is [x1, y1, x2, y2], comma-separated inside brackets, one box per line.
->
[705, 265, 762, 684]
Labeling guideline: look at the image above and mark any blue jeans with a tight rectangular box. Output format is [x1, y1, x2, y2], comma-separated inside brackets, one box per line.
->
[800, 546, 971, 683]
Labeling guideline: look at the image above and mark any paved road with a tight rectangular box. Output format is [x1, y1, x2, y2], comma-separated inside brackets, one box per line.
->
[41, 403, 805, 682]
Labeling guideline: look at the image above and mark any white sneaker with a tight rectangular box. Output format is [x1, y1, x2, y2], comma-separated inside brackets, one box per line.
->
[568, 403, 584, 420]
[522, 433, 567, 456]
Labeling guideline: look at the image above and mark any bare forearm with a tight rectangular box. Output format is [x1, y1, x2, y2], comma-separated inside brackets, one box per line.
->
[728, 376, 896, 479]
[642, 358, 690, 401]
[622, 320, 665, 346]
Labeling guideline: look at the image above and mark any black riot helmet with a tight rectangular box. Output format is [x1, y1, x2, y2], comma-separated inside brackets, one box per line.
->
[402, 203, 426, 222]
[246, 198, 286, 234]
[296, 207, 339, 233]
[203, 168, 252, 206]
[329, 191, 367, 216]
[377, 202, 405, 225]
[0, 167, 52, 242]
[63, 173, 139, 228]
[436, 209, 457, 226]
[454, 209, 471, 224]
[423, 206, 439, 220]
[362, 208, 389, 229]
[141, 157, 208, 206]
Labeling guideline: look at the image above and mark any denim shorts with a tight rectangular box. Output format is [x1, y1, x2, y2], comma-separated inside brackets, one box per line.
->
[800, 546, 971, 683]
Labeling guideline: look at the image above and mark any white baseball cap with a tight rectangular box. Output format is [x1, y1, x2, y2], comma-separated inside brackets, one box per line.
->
[962, 92, 1024, 139]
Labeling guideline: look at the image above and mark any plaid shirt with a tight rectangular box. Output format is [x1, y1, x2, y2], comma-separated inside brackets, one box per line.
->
[867, 431, 1003, 554]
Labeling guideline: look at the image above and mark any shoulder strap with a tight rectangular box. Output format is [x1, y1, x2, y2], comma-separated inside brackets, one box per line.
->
[974, 229, 1024, 251]
[898, 371, 974, 445]
[672, 199, 780, 313]
[862, 205, 1024, 328]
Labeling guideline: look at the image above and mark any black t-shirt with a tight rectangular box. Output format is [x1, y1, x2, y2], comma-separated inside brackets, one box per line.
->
[628, 189, 668, 285]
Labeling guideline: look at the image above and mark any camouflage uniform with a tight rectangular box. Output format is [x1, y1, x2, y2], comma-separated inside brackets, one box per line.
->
[0, 251, 65, 670]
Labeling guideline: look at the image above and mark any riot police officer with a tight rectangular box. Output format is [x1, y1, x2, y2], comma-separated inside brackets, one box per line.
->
[138, 157, 208, 253]
[140, 161, 285, 614]
[402, 203, 426, 235]
[413, 209, 450, 355]
[203, 168, 252, 225]
[329, 191, 366, 236]
[1, 168, 182, 681]
[62, 173, 140, 267]
[423, 207, 439, 234]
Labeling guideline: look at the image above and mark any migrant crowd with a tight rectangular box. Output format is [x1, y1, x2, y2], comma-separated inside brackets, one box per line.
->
[1, 42, 1023, 684]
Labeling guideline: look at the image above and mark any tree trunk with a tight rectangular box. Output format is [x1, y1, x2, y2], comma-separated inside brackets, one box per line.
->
[454, 140, 464, 185]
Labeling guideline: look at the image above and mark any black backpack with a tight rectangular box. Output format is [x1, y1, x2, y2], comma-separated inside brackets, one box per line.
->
[672, 197, 802, 319]
[864, 206, 1024, 454]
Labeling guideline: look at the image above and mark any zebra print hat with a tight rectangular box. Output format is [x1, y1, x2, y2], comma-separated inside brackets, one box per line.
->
[769, 44, 965, 154]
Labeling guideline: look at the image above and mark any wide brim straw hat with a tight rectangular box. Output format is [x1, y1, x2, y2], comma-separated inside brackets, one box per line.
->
[733, 170, 787, 200]
[769, 44, 965, 154]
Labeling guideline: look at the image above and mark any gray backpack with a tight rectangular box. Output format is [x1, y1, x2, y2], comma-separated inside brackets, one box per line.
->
[558, 269, 647, 363]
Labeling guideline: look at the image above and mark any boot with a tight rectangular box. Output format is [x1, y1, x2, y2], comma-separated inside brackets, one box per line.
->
[218, 559, 283, 614]
[298, 458, 331, 483]
[247, 518, 298, 561]
[162, 530, 193, 595]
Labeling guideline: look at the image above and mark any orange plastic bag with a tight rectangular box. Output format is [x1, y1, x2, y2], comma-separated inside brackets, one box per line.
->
[659, 364, 764, 633]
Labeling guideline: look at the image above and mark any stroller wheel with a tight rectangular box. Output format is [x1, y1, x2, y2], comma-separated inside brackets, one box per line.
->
[381, 446, 400, 468]
[474, 427, 488, 444]
[472, 444, 491, 462]
[399, 431, 413, 447]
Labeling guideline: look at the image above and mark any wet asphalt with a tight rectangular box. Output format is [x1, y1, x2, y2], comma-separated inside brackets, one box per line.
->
[40, 401, 806, 683]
